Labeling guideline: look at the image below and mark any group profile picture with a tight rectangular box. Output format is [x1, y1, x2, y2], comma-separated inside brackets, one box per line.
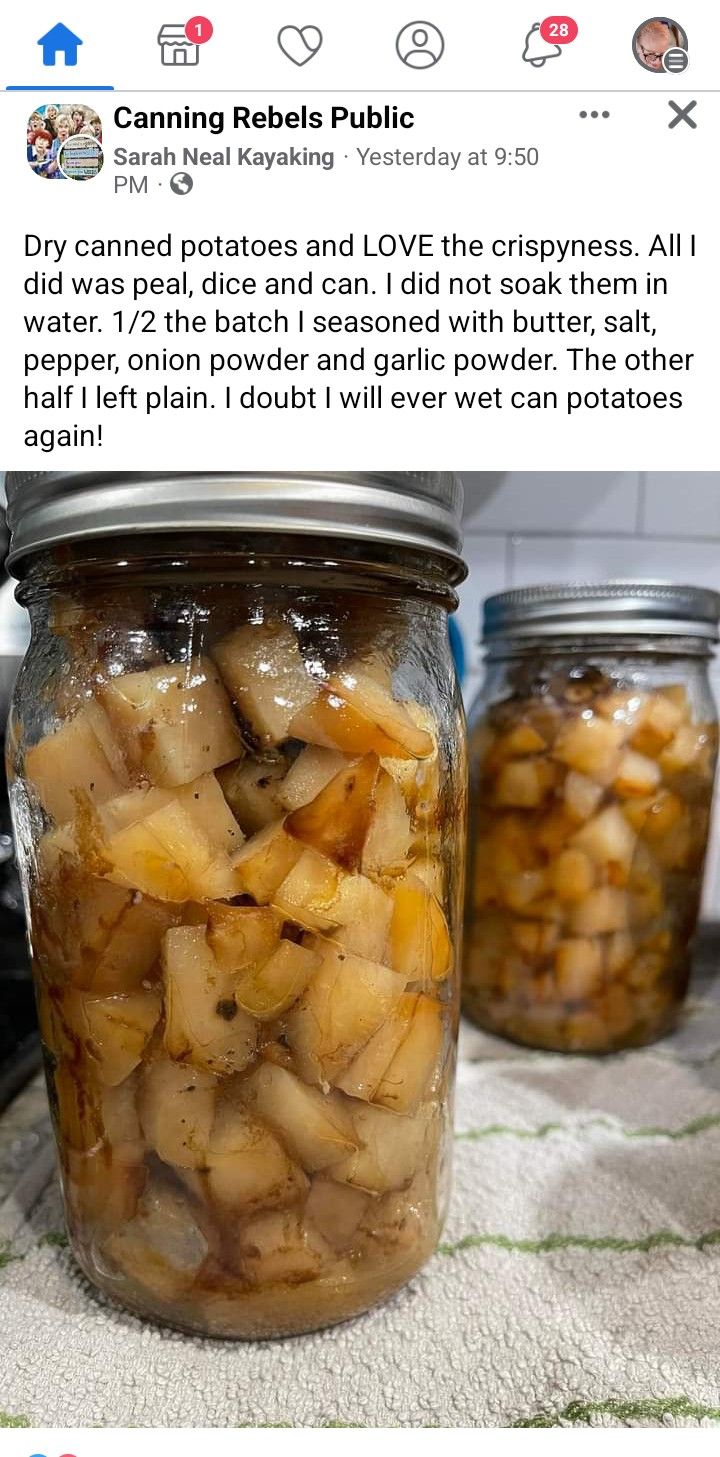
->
[632, 17, 688, 73]
[27, 102, 104, 180]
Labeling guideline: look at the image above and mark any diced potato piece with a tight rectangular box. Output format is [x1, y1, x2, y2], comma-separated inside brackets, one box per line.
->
[83, 989, 162, 1086]
[175, 773, 244, 856]
[104, 798, 237, 903]
[495, 724, 547, 758]
[511, 920, 559, 958]
[162, 925, 257, 1076]
[100, 657, 242, 787]
[101, 1072, 144, 1160]
[272, 847, 343, 931]
[279, 745, 353, 812]
[231, 820, 302, 903]
[494, 758, 554, 809]
[563, 769, 605, 823]
[389, 873, 452, 982]
[53, 1061, 103, 1153]
[139, 1058, 218, 1169]
[659, 724, 710, 778]
[332, 1104, 429, 1194]
[410, 854, 444, 899]
[498, 869, 548, 911]
[549, 849, 595, 904]
[290, 665, 434, 762]
[216, 757, 285, 834]
[305, 1179, 369, 1252]
[233, 939, 319, 1020]
[358, 1171, 433, 1254]
[569, 886, 629, 936]
[212, 622, 317, 746]
[97, 784, 175, 837]
[205, 1089, 307, 1213]
[553, 715, 624, 785]
[240, 1063, 358, 1172]
[338, 994, 443, 1114]
[104, 1172, 209, 1300]
[65, 1147, 145, 1233]
[606, 930, 634, 976]
[624, 789, 685, 841]
[234, 1209, 331, 1287]
[571, 805, 638, 874]
[554, 939, 603, 1000]
[613, 750, 662, 799]
[206, 904, 282, 974]
[630, 693, 685, 757]
[329, 873, 394, 961]
[382, 702, 441, 823]
[25, 701, 129, 823]
[596, 690, 647, 733]
[90, 895, 180, 995]
[285, 753, 380, 870]
[361, 769, 413, 878]
[285, 943, 406, 1084]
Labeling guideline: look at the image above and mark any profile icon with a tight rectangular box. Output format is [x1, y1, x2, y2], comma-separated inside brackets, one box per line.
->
[396, 21, 444, 69]
[27, 101, 103, 179]
[633, 17, 688, 73]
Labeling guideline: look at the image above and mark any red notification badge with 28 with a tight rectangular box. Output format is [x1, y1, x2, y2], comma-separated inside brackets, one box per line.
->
[540, 16, 579, 44]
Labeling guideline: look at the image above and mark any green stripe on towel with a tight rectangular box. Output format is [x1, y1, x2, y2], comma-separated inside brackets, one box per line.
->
[438, 1228, 720, 1256]
[513, 1396, 720, 1427]
[455, 1111, 720, 1142]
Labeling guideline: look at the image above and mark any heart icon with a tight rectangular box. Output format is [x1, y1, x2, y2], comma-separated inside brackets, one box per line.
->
[277, 25, 323, 65]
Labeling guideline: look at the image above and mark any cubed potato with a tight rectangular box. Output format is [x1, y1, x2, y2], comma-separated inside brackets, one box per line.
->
[104, 1171, 209, 1300]
[99, 657, 242, 787]
[233, 939, 319, 1020]
[305, 1179, 369, 1252]
[549, 849, 595, 904]
[329, 873, 394, 961]
[498, 869, 548, 911]
[494, 758, 554, 809]
[285, 753, 380, 870]
[240, 1063, 358, 1172]
[630, 692, 685, 757]
[234, 1209, 331, 1287]
[104, 798, 237, 903]
[358, 1171, 433, 1255]
[596, 690, 646, 733]
[65, 1147, 146, 1233]
[216, 757, 285, 834]
[624, 789, 685, 841]
[613, 750, 662, 799]
[285, 942, 406, 1084]
[272, 847, 343, 931]
[569, 886, 629, 936]
[90, 895, 180, 995]
[553, 715, 624, 785]
[174, 773, 244, 856]
[206, 904, 282, 974]
[139, 1058, 218, 1169]
[494, 723, 547, 758]
[606, 930, 635, 976]
[659, 724, 710, 778]
[290, 665, 434, 762]
[571, 805, 638, 874]
[389, 873, 452, 982]
[231, 820, 302, 903]
[554, 939, 603, 1000]
[511, 920, 559, 958]
[162, 925, 257, 1076]
[339, 994, 443, 1114]
[83, 988, 162, 1086]
[278, 746, 353, 812]
[205, 1089, 307, 1213]
[652, 818, 692, 872]
[382, 702, 441, 823]
[212, 622, 317, 746]
[332, 1104, 429, 1194]
[563, 769, 604, 823]
[53, 1061, 103, 1153]
[25, 700, 129, 823]
[410, 853, 444, 899]
[101, 1072, 144, 1161]
[361, 769, 413, 878]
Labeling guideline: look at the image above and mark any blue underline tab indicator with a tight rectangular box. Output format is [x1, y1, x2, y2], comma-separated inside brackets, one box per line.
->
[6, 85, 114, 90]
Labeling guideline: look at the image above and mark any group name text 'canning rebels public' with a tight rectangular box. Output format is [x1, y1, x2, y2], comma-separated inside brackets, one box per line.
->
[113, 105, 415, 137]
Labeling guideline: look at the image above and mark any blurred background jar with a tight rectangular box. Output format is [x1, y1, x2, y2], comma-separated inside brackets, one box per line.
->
[463, 583, 720, 1054]
[5, 470, 467, 1339]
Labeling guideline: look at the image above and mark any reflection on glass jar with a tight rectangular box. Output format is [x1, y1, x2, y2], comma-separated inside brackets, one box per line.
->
[5, 472, 467, 1338]
[464, 584, 720, 1055]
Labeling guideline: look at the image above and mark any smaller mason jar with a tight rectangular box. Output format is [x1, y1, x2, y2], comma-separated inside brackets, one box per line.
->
[5, 471, 467, 1339]
[464, 584, 720, 1054]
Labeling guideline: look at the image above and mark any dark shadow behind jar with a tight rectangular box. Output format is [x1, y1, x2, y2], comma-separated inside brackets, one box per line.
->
[4, 472, 467, 1338]
[464, 583, 720, 1054]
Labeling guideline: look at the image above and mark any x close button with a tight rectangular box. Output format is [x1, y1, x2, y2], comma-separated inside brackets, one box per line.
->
[668, 99, 698, 128]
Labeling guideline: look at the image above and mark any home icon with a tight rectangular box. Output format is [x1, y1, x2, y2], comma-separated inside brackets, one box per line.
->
[38, 22, 83, 66]
[158, 23, 200, 66]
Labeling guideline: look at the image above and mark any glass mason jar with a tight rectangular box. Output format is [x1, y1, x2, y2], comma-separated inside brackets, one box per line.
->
[4, 471, 467, 1339]
[464, 584, 720, 1054]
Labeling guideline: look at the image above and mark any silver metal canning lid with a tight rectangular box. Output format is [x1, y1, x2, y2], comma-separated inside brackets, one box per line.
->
[4, 471, 465, 580]
[483, 582, 720, 643]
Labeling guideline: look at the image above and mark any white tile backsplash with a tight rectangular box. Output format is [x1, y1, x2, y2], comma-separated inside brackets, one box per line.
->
[457, 471, 720, 919]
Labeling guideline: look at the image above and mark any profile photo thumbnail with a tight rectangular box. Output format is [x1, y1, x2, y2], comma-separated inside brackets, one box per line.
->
[27, 102, 103, 180]
[632, 17, 688, 73]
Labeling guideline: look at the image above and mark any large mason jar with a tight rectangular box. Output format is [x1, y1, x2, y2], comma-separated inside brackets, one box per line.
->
[464, 583, 720, 1054]
[4, 471, 467, 1338]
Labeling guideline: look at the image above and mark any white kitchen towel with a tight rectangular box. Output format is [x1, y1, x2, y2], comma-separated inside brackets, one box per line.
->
[3, 982, 720, 1429]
